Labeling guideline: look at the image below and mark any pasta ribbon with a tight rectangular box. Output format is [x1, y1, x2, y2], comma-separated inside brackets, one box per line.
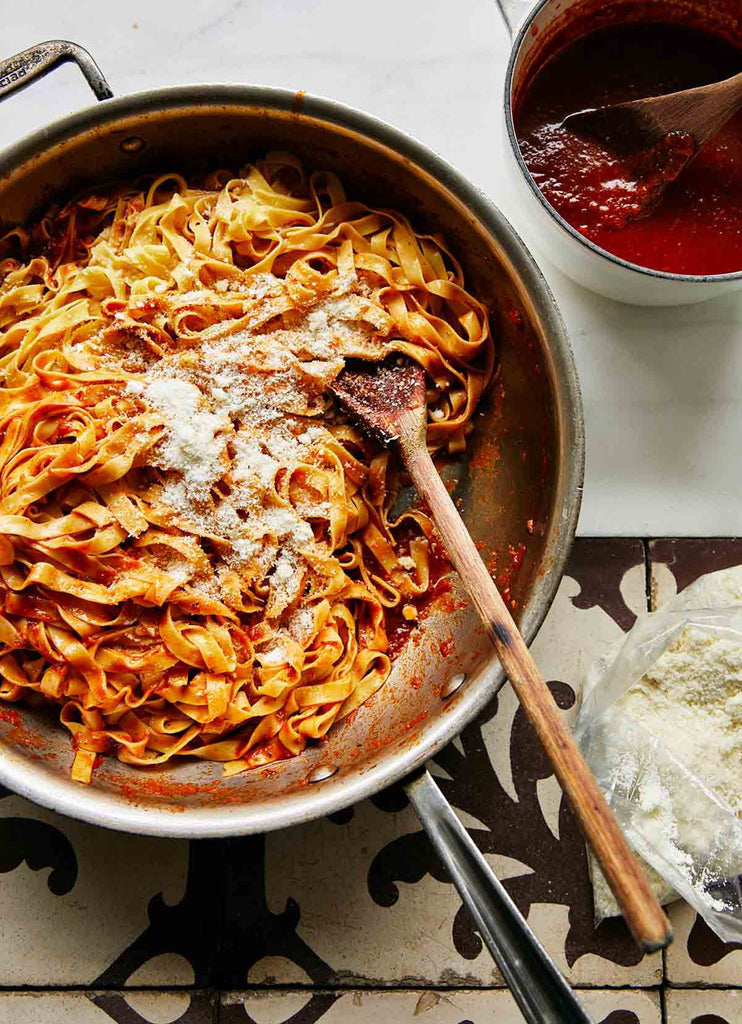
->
[0, 154, 496, 781]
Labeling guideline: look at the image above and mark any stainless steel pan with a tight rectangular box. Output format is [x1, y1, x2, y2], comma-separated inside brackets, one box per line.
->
[0, 42, 586, 1023]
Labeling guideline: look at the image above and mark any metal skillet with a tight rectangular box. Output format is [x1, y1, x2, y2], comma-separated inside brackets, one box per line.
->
[0, 42, 587, 1021]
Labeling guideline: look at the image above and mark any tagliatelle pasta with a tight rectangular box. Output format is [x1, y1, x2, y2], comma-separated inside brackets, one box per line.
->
[0, 153, 496, 783]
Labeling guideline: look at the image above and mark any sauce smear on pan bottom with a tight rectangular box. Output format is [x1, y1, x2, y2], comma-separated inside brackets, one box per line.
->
[515, 23, 742, 275]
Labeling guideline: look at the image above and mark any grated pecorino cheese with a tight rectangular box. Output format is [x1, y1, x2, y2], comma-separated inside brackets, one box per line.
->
[125, 283, 385, 612]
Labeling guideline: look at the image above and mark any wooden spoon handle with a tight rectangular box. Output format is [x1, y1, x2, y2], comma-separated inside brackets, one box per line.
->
[657, 69, 742, 150]
[403, 441, 671, 952]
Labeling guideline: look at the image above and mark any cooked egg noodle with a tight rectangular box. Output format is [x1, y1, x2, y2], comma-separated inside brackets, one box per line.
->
[0, 153, 496, 781]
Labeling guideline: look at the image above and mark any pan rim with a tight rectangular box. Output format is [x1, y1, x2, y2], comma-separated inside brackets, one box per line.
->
[0, 83, 584, 836]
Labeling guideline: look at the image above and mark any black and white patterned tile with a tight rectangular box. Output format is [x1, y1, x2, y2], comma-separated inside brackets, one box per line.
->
[666, 987, 742, 1024]
[222, 987, 661, 1024]
[0, 794, 190, 986]
[0, 991, 216, 1023]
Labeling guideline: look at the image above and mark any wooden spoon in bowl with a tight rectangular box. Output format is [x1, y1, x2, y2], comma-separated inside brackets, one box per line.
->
[562, 69, 742, 154]
[561, 70, 742, 216]
[333, 359, 672, 953]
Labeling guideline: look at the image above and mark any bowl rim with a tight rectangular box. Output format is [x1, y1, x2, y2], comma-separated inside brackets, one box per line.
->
[503, 0, 742, 286]
[0, 82, 584, 836]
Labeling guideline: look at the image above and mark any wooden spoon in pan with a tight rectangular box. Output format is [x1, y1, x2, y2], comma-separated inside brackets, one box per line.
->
[333, 359, 672, 954]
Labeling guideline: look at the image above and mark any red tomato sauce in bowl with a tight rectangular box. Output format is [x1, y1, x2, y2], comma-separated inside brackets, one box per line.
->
[514, 22, 742, 276]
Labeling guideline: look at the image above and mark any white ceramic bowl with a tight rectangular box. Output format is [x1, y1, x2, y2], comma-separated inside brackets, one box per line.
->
[503, 0, 742, 306]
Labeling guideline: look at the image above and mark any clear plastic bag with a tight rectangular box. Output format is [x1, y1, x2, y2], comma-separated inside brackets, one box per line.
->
[575, 567, 742, 943]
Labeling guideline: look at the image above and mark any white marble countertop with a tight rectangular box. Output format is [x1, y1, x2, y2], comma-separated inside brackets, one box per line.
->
[0, 0, 738, 537]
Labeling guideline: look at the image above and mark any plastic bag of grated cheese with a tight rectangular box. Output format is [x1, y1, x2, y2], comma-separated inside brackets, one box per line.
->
[575, 566, 742, 942]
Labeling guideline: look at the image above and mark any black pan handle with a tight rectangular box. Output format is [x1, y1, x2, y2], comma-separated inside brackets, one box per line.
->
[0, 40, 112, 104]
[405, 768, 593, 1024]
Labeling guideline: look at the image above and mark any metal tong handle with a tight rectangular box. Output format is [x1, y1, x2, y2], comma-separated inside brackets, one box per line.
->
[0, 40, 112, 104]
[406, 768, 593, 1024]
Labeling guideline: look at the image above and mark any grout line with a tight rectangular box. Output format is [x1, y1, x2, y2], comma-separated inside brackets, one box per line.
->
[643, 538, 652, 612]
[202, 982, 669, 993]
[659, 981, 667, 1024]
[0, 983, 678, 993]
[7, 985, 215, 993]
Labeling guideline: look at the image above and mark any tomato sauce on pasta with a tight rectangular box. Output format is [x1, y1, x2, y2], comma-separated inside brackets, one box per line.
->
[0, 154, 496, 782]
